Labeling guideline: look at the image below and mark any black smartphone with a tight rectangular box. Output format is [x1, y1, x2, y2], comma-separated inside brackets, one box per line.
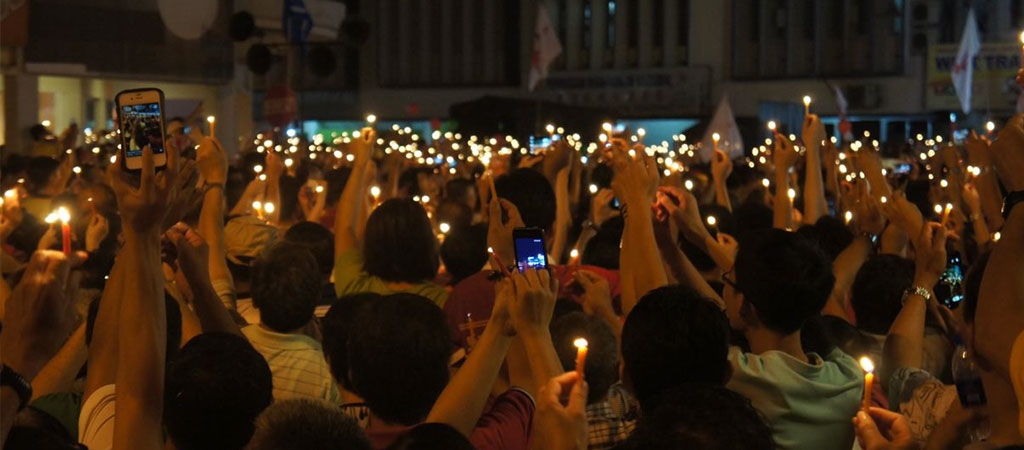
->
[609, 197, 621, 210]
[893, 163, 913, 174]
[513, 227, 548, 272]
[115, 88, 167, 171]
[935, 251, 964, 309]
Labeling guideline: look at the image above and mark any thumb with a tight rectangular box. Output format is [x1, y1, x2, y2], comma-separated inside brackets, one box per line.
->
[854, 411, 887, 450]
[567, 376, 588, 412]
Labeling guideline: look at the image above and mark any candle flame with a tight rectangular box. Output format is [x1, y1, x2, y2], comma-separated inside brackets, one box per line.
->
[263, 202, 275, 214]
[570, 248, 579, 259]
[439, 222, 450, 234]
[712, 132, 721, 142]
[787, 188, 796, 200]
[1019, 30, 1024, 44]
[802, 95, 812, 106]
[57, 206, 70, 223]
[767, 120, 777, 131]
[859, 356, 875, 373]
[370, 186, 382, 198]
[707, 215, 718, 226]
[589, 184, 599, 194]
[573, 338, 589, 350]
[206, 115, 215, 124]
[366, 114, 377, 124]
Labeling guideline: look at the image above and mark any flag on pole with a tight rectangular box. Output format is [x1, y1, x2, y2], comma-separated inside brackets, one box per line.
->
[528, 4, 562, 91]
[952, 9, 981, 114]
[830, 84, 854, 142]
[700, 94, 743, 161]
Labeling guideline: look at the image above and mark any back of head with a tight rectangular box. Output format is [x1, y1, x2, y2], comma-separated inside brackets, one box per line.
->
[851, 254, 915, 335]
[26, 156, 60, 195]
[362, 198, 440, 284]
[621, 285, 731, 410]
[435, 199, 474, 231]
[165, 333, 273, 450]
[348, 294, 453, 425]
[284, 221, 335, 279]
[582, 217, 623, 269]
[439, 223, 488, 285]
[386, 423, 475, 450]
[4, 407, 79, 450]
[252, 243, 320, 332]
[621, 385, 775, 450]
[732, 198, 773, 242]
[248, 399, 370, 450]
[321, 293, 381, 391]
[734, 229, 835, 334]
[495, 168, 555, 230]
[795, 215, 854, 261]
[550, 312, 619, 404]
[444, 178, 477, 209]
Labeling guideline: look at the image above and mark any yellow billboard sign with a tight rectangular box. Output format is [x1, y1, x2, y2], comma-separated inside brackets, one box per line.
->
[926, 43, 1021, 112]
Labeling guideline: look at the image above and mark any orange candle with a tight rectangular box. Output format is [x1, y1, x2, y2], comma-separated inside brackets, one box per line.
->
[860, 356, 875, 410]
[206, 115, 216, 137]
[57, 207, 71, 255]
[574, 338, 589, 378]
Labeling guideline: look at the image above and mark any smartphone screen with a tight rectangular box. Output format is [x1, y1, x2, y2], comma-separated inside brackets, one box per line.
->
[893, 163, 912, 174]
[528, 136, 551, 155]
[119, 102, 166, 157]
[513, 228, 548, 272]
[936, 251, 964, 308]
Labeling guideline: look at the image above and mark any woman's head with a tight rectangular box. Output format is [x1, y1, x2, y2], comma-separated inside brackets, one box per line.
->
[363, 198, 440, 283]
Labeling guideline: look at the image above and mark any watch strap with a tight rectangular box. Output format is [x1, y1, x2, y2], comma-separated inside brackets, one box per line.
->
[1, 364, 33, 412]
[901, 286, 932, 305]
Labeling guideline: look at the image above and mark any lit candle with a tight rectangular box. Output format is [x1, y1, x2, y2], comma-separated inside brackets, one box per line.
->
[252, 200, 264, 220]
[1019, 31, 1024, 69]
[934, 204, 944, 216]
[366, 113, 377, 127]
[712, 132, 721, 149]
[439, 222, 450, 234]
[636, 127, 646, 144]
[545, 123, 556, 137]
[263, 201, 276, 216]
[57, 207, 71, 255]
[569, 248, 580, 269]
[880, 196, 888, 204]
[574, 338, 589, 378]
[944, 203, 953, 222]
[994, 231, 1002, 242]
[803, 95, 812, 116]
[845, 210, 854, 225]
[762, 178, 770, 189]
[860, 356, 875, 410]
[589, 184, 599, 194]
[370, 185, 382, 205]
[684, 179, 695, 191]
[767, 120, 777, 133]
[986, 121, 995, 135]
[207, 115, 216, 137]
[787, 188, 797, 202]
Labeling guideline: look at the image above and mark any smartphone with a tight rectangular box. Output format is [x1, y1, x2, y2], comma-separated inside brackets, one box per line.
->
[513, 227, 548, 272]
[528, 136, 551, 155]
[893, 163, 913, 174]
[115, 88, 167, 170]
[609, 197, 621, 210]
[935, 251, 964, 309]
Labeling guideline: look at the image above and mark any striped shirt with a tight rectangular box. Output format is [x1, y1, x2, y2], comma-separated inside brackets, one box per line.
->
[242, 325, 342, 404]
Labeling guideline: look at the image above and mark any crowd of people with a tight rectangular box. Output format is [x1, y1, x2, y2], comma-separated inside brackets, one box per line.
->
[1, 93, 1023, 450]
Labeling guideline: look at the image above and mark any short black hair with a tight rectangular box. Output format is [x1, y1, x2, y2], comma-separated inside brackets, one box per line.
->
[550, 312, 619, 404]
[495, 168, 555, 230]
[439, 224, 488, 285]
[851, 255, 915, 335]
[251, 243, 319, 332]
[444, 178, 478, 209]
[386, 423, 475, 450]
[284, 221, 335, 279]
[435, 199, 474, 231]
[347, 294, 452, 425]
[621, 285, 731, 411]
[582, 217, 623, 269]
[25, 157, 60, 195]
[362, 198, 440, 284]
[248, 399, 370, 450]
[795, 215, 854, 262]
[621, 385, 775, 450]
[321, 293, 380, 392]
[164, 333, 273, 450]
[734, 229, 835, 334]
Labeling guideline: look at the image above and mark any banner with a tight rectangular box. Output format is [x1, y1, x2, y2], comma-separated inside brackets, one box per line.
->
[926, 43, 1021, 112]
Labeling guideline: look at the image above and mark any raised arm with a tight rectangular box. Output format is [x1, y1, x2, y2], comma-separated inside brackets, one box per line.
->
[964, 132, 1005, 232]
[825, 188, 886, 321]
[772, 133, 799, 230]
[802, 114, 829, 224]
[108, 146, 179, 450]
[194, 138, 234, 305]
[710, 150, 733, 212]
[612, 143, 667, 315]
[334, 129, 375, 257]
[169, 225, 241, 336]
[508, 269, 564, 392]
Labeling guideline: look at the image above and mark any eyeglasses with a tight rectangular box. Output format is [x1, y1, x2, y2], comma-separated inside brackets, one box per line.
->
[722, 266, 739, 291]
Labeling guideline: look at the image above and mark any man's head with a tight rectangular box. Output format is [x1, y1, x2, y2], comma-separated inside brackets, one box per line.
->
[363, 198, 440, 284]
[386, 423, 475, 450]
[164, 333, 273, 450]
[495, 168, 556, 231]
[726, 229, 834, 335]
[321, 293, 380, 392]
[550, 312, 619, 404]
[439, 224, 488, 285]
[851, 255, 915, 335]
[251, 243, 319, 332]
[283, 221, 335, 281]
[247, 399, 370, 450]
[621, 385, 775, 450]
[347, 294, 453, 425]
[621, 285, 731, 411]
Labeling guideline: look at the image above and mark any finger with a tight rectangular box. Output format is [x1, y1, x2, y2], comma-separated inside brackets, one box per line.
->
[499, 199, 524, 227]
[853, 410, 887, 449]
[511, 271, 528, 295]
[537, 267, 551, 291]
[140, 145, 155, 194]
[165, 136, 180, 181]
[567, 375, 588, 411]
[488, 197, 502, 225]
[524, 267, 541, 288]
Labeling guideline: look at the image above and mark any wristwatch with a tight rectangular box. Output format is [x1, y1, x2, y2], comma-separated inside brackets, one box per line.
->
[1, 364, 33, 412]
[901, 286, 932, 305]
[1003, 190, 1024, 219]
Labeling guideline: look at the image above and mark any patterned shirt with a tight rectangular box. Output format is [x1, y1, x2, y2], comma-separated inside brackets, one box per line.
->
[242, 324, 342, 404]
[587, 384, 638, 449]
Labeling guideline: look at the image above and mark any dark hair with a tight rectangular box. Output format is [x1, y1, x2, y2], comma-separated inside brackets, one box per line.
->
[851, 255, 915, 335]
[582, 217, 623, 269]
[435, 199, 474, 232]
[732, 199, 774, 242]
[439, 224, 488, 285]
[251, 243, 320, 332]
[325, 167, 353, 207]
[733, 229, 835, 334]
[362, 198, 440, 284]
[248, 399, 370, 450]
[550, 312, 619, 404]
[621, 385, 775, 450]
[347, 294, 452, 425]
[398, 167, 436, 198]
[4, 407, 80, 450]
[87, 291, 182, 363]
[386, 423, 475, 450]
[25, 157, 60, 195]
[495, 169, 556, 230]
[795, 216, 854, 262]
[276, 174, 308, 224]
[621, 285, 731, 411]
[284, 221, 336, 279]
[321, 293, 380, 392]
[444, 178, 478, 209]
[164, 333, 273, 450]
[962, 250, 992, 323]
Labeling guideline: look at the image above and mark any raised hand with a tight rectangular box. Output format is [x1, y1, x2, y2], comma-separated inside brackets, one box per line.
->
[195, 137, 228, 185]
[853, 186, 886, 236]
[487, 198, 525, 269]
[658, 186, 710, 246]
[85, 213, 109, 252]
[590, 188, 618, 227]
[508, 268, 558, 336]
[265, 150, 285, 181]
[913, 222, 947, 288]
[533, 372, 589, 450]
[772, 132, 799, 173]
[880, 191, 924, 239]
[989, 114, 1024, 192]
[574, 270, 614, 319]
[852, 408, 917, 450]
[711, 150, 733, 182]
[962, 183, 982, 216]
[964, 130, 994, 170]
[611, 149, 659, 206]
[109, 145, 179, 235]
[802, 114, 826, 149]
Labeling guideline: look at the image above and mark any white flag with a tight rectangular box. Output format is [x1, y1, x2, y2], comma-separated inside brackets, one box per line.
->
[528, 4, 562, 91]
[952, 9, 981, 114]
[700, 94, 743, 161]
[831, 84, 848, 116]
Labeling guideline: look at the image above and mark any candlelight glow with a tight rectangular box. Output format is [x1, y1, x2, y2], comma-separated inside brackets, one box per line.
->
[637, 128, 646, 137]
[370, 186, 382, 198]
[206, 115, 215, 124]
[545, 124, 555, 135]
[684, 179, 695, 191]
[706, 215, 718, 226]
[1019, 31, 1024, 44]
[570, 248, 579, 260]
[767, 120, 777, 131]
[439, 222, 450, 234]
[880, 196, 888, 204]
[994, 231, 1002, 242]
[252, 201, 262, 212]
[762, 178, 770, 188]
[802, 96, 812, 106]
[366, 114, 377, 124]
[589, 184, 598, 194]
[859, 356, 875, 373]
[712, 132, 721, 143]
[574, 338, 588, 350]
[263, 202, 276, 214]
[787, 188, 796, 200]
[845, 211, 854, 224]
[57, 206, 70, 223]
[934, 204, 944, 215]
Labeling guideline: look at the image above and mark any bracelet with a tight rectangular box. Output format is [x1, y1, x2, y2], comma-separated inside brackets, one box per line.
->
[0, 364, 32, 412]
[901, 286, 932, 305]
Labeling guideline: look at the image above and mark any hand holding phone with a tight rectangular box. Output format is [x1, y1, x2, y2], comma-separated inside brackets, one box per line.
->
[513, 227, 548, 273]
[115, 88, 168, 171]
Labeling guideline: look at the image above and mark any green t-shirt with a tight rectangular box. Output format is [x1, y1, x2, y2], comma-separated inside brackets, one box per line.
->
[30, 392, 83, 440]
[727, 347, 863, 450]
[333, 248, 448, 307]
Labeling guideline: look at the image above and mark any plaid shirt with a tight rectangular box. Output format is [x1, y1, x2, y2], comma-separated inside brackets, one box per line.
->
[586, 384, 638, 449]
